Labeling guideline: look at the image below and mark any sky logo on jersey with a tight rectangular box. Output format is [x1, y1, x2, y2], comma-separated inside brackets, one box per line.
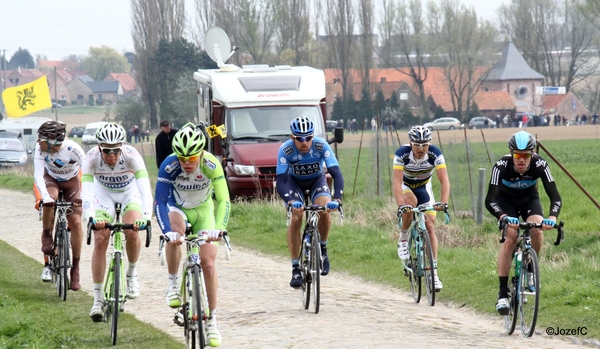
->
[502, 178, 536, 189]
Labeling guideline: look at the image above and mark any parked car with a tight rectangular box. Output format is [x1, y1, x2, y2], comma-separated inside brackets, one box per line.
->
[423, 117, 463, 131]
[469, 117, 497, 129]
[82, 122, 108, 144]
[0, 137, 30, 166]
[68, 126, 85, 138]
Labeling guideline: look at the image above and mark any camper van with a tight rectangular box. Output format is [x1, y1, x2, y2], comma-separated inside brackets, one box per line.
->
[194, 28, 342, 198]
[82, 121, 108, 145]
[0, 116, 52, 151]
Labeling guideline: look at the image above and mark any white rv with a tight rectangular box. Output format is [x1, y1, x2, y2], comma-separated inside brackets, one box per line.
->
[0, 116, 52, 151]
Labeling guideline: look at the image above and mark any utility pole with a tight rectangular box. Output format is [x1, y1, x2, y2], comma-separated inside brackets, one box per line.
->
[1, 49, 6, 114]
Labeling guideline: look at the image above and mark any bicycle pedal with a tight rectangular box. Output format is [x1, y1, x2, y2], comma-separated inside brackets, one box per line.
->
[173, 312, 185, 327]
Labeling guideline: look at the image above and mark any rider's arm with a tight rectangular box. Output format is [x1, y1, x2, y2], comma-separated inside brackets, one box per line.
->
[392, 149, 406, 206]
[81, 149, 96, 221]
[327, 166, 344, 200]
[435, 165, 450, 204]
[129, 147, 153, 220]
[538, 160, 562, 218]
[212, 174, 231, 230]
[484, 162, 506, 220]
[33, 144, 52, 204]
[275, 143, 295, 204]
[154, 158, 175, 233]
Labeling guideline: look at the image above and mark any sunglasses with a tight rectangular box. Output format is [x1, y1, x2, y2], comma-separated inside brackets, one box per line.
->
[411, 142, 430, 149]
[100, 147, 121, 155]
[512, 152, 532, 160]
[177, 154, 200, 163]
[293, 135, 314, 142]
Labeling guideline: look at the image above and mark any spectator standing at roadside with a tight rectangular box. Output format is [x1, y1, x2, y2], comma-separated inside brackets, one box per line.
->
[496, 115, 501, 128]
[582, 114, 587, 125]
[593, 112, 599, 125]
[133, 126, 141, 143]
[503, 115, 510, 128]
[371, 117, 377, 132]
[155, 120, 179, 168]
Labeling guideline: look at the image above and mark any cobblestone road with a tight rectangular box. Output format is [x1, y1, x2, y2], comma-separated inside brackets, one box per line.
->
[0, 188, 594, 349]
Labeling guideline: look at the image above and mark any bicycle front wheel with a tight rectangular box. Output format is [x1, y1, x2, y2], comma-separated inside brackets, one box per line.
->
[519, 248, 540, 337]
[503, 276, 518, 335]
[111, 252, 122, 346]
[407, 233, 421, 304]
[311, 230, 321, 314]
[59, 228, 70, 301]
[421, 230, 435, 306]
[300, 232, 311, 310]
[192, 265, 207, 348]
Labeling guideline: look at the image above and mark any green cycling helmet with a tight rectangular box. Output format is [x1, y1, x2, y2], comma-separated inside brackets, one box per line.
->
[172, 122, 206, 156]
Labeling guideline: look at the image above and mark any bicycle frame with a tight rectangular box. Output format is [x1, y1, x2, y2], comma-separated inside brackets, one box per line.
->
[51, 193, 73, 302]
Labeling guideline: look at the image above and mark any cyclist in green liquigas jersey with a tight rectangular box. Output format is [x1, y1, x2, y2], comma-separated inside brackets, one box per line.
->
[155, 123, 230, 347]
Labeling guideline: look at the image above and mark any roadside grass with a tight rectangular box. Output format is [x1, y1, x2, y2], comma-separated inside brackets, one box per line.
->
[2, 137, 599, 340]
[0, 241, 182, 349]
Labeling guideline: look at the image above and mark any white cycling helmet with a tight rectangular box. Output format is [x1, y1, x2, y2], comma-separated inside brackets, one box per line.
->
[96, 123, 126, 145]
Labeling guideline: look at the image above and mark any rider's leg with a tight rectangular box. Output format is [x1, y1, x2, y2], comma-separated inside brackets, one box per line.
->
[91, 228, 111, 301]
[41, 186, 59, 254]
[526, 214, 544, 255]
[200, 243, 219, 311]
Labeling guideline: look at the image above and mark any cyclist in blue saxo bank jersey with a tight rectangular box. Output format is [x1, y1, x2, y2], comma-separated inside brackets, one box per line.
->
[393, 126, 450, 291]
[155, 123, 230, 347]
[34, 121, 85, 290]
[82, 123, 153, 322]
[485, 131, 562, 315]
[276, 116, 344, 288]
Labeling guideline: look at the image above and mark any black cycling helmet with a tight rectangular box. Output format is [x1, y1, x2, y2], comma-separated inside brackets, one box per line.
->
[508, 131, 536, 151]
[408, 125, 432, 143]
[38, 121, 66, 143]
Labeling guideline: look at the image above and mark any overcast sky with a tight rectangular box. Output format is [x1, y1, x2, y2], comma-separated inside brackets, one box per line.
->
[0, 0, 507, 61]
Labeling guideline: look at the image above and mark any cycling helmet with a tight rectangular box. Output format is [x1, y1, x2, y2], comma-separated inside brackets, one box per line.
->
[38, 121, 66, 142]
[96, 123, 126, 144]
[290, 116, 314, 136]
[508, 131, 536, 151]
[172, 122, 206, 156]
[408, 125, 432, 143]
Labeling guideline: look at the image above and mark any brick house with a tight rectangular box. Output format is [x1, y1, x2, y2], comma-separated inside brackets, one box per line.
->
[67, 76, 122, 105]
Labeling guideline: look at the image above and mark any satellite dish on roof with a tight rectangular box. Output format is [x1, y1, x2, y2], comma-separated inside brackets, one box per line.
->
[204, 26, 238, 71]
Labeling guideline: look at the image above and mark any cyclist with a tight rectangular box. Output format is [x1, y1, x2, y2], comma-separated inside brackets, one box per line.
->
[485, 131, 562, 315]
[155, 123, 230, 347]
[276, 116, 344, 288]
[82, 123, 153, 322]
[34, 121, 85, 290]
[393, 125, 449, 291]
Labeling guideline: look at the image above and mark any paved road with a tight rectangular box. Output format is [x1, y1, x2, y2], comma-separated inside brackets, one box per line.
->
[0, 188, 594, 349]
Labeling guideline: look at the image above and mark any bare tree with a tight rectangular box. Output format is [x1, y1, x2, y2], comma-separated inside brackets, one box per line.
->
[576, 0, 600, 28]
[435, 0, 497, 121]
[498, 0, 599, 92]
[131, 0, 185, 127]
[324, 0, 356, 113]
[378, 0, 399, 68]
[357, 0, 375, 94]
[272, 0, 311, 66]
[234, 0, 277, 64]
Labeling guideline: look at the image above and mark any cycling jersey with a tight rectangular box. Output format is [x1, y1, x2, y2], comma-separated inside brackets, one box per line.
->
[154, 152, 230, 234]
[276, 137, 344, 200]
[485, 153, 562, 219]
[393, 144, 446, 189]
[81, 145, 153, 221]
[33, 139, 84, 204]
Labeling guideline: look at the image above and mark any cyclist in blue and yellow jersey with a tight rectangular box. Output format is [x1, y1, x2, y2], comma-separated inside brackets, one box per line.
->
[485, 131, 562, 315]
[82, 123, 153, 322]
[393, 125, 450, 291]
[155, 122, 230, 348]
[276, 116, 344, 288]
[34, 121, 85, 290]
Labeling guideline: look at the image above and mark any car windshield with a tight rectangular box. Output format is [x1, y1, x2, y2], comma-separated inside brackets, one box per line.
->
[226, 106, 325, 140]
[84, 128, 97, 136]
[0, 138, 25, 151]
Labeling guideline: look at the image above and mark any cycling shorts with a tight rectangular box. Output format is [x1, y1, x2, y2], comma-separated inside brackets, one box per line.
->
[285, 174, 331, 205]
[169, 199, 216, 246]
[496, 193, 544, 225]
[93, 185, 143, 223]
[38, 172, 82, 216]
[402, 181, 435, 208]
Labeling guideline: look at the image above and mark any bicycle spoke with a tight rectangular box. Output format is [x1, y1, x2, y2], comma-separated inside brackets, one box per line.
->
[192, 265, 206, 348]
[519, 249, 540, 337]
[311, 230, 321, 314]
[300, 233, 311, 310]
[503, 276, 518, 335]
[407, 233, 421, 304]
[111, 252, 121, 346]
[421, 231, 436, 306]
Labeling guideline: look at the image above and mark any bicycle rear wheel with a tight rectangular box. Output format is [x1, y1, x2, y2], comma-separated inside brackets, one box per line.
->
[311, 230, 321, 314]
[503, 276, 518, 335]
[300, 232, 311, 310]
[192, 265, 207, 348]
[407, 233, 421, 304]
[421, 230, 435, 306]
[111, 252, 122, 346]
[519, 248, 540, 337]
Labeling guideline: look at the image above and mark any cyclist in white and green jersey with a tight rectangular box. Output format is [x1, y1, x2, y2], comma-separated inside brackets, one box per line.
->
[155, 123, 230, 347]
[81, 123, 153, 322]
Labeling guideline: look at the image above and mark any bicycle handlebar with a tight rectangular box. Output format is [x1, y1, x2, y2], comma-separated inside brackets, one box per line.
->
[397, 203, 450, 226]
[286, 204, 344, 227]
[499, 219, 564, 246]
[158, 230, 231, 254]
[86, 217, 152, 247]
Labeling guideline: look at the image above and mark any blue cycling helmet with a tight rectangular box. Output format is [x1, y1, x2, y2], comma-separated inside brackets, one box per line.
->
[290, 116, 314, 136]
[508, 131, 536, 151]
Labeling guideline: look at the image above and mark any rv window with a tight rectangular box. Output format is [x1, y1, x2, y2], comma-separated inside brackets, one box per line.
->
[238, 76, 301, 92]
[24, 129, 32, 135]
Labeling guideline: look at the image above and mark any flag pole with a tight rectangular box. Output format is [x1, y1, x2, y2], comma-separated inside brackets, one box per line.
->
[54, 67, 58, 121]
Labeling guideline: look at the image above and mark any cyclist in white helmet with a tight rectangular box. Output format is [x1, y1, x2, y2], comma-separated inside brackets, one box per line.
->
[155, 122, 230, 347]
[393, 125, 450, 291]
[82, 123, 153, 322]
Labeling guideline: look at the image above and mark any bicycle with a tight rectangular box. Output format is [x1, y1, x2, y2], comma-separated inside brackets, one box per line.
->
[400, 203, 449, 307]
[159, 225, 231, 348]
[86, 203, 152, 346]
[49, 192, 73, 302]
[500, 219, 564, 337]
[288, 199, 343, 314]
